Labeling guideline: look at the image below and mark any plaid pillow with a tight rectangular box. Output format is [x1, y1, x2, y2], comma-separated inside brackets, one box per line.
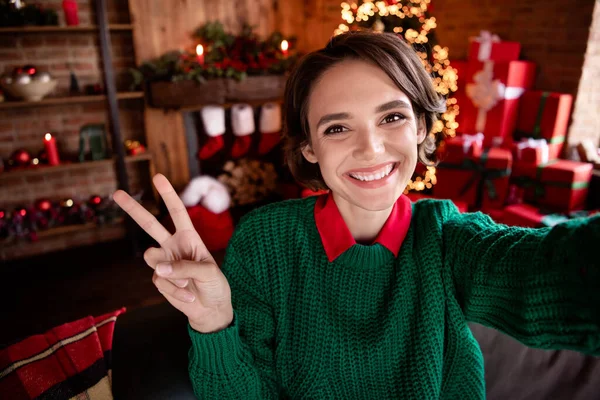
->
[0, 308, 125, 399]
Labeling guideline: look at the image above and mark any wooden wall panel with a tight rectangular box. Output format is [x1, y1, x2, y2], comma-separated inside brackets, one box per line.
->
[127, 0, 307, 190]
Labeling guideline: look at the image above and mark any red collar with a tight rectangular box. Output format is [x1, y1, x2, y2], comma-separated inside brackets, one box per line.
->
[314, 193, 412, 262]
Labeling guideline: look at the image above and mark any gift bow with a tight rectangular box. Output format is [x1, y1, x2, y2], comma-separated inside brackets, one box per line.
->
[465, 31, 525, 139]
[462, 133, 484, 154]
[515, 138, 549, 164]
[474, 30, 500, 62]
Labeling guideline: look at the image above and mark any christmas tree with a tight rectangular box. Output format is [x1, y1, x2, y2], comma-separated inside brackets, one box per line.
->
[335, 0, 459, 192]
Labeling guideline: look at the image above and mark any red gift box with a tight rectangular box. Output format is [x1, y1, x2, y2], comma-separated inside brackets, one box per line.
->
[512, 159, 593, 212]
[468, 32, 521, 63]
[459, 60, 536, 148]
[433, 147, 512, 211]
[406, 192, 469, 213]
[510, 91, 573, 160]
[439, 133, 483, 165]
[510, 138, 550, 165]
[503, 203, 598, 228]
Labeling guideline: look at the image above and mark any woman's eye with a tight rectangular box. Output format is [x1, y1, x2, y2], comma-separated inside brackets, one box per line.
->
[382, 113, 406, 124]
[324, 125, 347, 135]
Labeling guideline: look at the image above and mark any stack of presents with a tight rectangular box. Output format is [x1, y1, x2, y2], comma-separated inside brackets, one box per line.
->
[422, 31, 598, 228]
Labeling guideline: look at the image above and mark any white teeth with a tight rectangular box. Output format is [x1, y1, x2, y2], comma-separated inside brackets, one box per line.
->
[349, 163, 394, 181]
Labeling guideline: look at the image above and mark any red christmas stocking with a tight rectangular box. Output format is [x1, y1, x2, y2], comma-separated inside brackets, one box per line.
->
[258, 102, 282, 156]
[258, 132, 281, 155]
[231, 135, 252, 159]
[231, 103, 255, 159]
[198, 135, 224, 160]
[198, 105, 226, 160]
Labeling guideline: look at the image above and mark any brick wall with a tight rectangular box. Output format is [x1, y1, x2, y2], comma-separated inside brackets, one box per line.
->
[0, 0, 146, 211]
[567, 1, 600, 147]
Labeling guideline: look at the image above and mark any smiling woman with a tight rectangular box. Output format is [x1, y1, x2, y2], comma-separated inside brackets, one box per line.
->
[111, 30, 600, 400]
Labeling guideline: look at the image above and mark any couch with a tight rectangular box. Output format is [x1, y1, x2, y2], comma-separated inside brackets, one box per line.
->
[111, 301, 600, 400]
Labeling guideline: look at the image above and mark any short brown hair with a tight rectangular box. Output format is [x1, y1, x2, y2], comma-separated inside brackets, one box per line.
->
[282, 31, 447, 191]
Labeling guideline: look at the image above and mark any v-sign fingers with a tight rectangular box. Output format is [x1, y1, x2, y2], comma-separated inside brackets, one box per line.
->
[113, 189, 171, 244]
[152, 174, 195, 232]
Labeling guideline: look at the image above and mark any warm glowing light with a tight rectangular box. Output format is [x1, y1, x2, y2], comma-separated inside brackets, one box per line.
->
[44, 133, 52, 141]
[195, 44, 204, 56]
[280, 40, 289, 52]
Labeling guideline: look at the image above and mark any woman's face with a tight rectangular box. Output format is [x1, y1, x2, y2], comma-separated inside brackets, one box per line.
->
[303, 59, 426, 212]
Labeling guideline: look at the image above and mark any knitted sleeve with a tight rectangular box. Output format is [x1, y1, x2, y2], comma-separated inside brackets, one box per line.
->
[442, 203, 600, 355]
[187, 243, 278, 399]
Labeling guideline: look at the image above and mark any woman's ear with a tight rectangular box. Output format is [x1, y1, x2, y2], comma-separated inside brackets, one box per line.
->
[416, 115, 427, 144]
[301, 144, 318, 164]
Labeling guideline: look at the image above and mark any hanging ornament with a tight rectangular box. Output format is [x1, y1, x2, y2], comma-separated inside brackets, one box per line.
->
[9, 148, 32, 167]
[198, 105, 226, 160]
[230, 103, 255, 159]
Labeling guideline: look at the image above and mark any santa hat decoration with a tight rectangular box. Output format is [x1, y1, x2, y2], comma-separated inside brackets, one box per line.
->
[169, 175, 234, 251]
[198, 105, 226, 160]
[230, 103, 255, 159]
[258, 102, 282, 156]
[179, 175, 231, 213]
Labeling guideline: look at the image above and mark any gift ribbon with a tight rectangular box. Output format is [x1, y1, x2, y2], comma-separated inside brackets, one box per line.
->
[474, 30, 500, 62]
[514, 92, 566, 145]
[462, 133, 484, 154]
[468, 76, 525, 134]
[515, 138, 549, 164]
[512, 161, 590, 200]
[439, 149, 512, 209]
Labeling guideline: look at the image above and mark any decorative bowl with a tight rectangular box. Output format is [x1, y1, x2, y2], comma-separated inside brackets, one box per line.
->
[0, 79, 58, 102]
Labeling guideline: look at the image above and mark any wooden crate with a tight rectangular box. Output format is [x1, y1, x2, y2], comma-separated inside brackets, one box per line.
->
[147, 79, 226, 109]
[225, 75, 287, 101]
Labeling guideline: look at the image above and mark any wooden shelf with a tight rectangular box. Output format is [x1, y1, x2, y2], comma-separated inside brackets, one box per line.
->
[0, 199, 159, 261]
[0, 91, 144, 110]
[0, 153, 153, 181]
[0, 24, 134, 34]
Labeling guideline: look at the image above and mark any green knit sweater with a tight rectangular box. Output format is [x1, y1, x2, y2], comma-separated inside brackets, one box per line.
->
[188, 196, 600, 399]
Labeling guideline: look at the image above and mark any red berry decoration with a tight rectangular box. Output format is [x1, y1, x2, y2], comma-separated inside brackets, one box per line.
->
[35, 198, 53, 212]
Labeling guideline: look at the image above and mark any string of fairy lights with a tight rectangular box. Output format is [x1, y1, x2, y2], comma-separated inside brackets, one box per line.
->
[334, 0, 460, 192]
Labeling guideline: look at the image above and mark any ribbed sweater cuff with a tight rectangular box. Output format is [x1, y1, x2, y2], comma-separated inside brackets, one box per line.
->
[188, 313, 245, 374]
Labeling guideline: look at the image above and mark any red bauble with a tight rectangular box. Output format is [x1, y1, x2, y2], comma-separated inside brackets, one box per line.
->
[0, 209, 5, 219]
[10, 148, 32, 167]
[35, 198, 53, 212]
[89, 195, 102, 206]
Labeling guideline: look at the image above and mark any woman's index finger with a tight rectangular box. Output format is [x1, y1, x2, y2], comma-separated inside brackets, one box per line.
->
[152, 174, 195, 232]
[112, 189, 171, 244]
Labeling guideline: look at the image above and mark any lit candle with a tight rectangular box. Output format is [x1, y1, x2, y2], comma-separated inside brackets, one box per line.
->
[196, 44, 205, 66]
[44, 133, 60, 166]
[280, 40, 289, 57]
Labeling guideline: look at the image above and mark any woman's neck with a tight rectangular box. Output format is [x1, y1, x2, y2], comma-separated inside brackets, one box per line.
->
[332, 192, 394, 244]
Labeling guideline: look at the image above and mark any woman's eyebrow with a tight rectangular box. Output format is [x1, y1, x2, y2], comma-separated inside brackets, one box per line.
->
[375, 100, 412, 113]
[316, 112, 351, 129]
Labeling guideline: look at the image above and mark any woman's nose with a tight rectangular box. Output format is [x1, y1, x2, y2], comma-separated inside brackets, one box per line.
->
[353, 128, 385, 161]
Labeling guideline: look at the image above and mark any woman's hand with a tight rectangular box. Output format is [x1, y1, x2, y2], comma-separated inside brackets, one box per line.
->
[113, 173, 233, 333]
